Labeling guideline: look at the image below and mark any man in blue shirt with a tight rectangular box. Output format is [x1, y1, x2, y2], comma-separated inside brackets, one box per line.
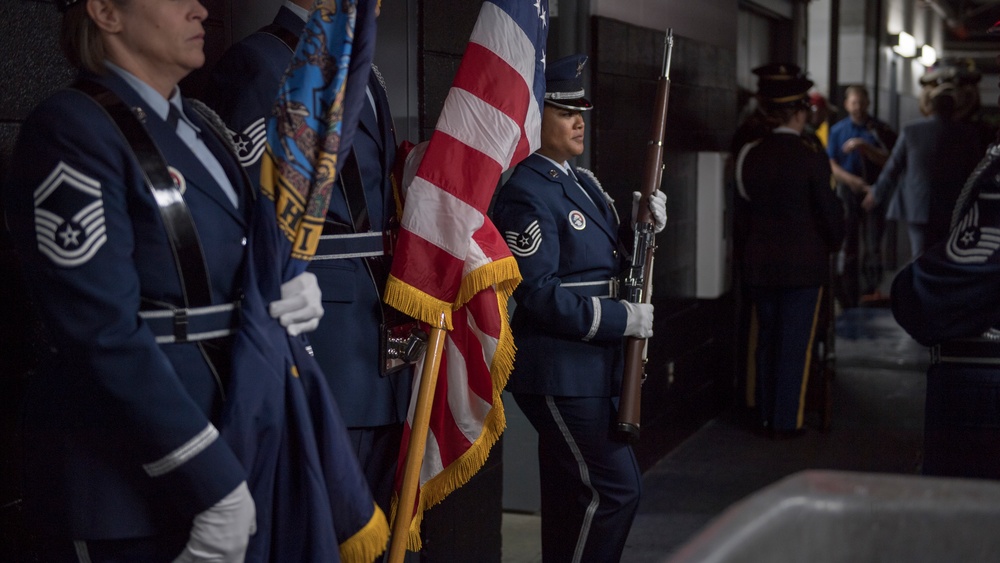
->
[827, 84, 896, 307]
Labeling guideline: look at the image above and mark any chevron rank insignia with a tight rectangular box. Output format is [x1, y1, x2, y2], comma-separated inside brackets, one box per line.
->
[33, 161, 107, 267]
[229, 117, 267, 168]
[505, 220, 542, 257]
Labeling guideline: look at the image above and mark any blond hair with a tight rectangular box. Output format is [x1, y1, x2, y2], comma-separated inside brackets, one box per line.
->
[59, 1, 126, 74]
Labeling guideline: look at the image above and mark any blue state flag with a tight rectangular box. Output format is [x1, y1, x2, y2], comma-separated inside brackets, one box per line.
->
[219, 1, 389, 561]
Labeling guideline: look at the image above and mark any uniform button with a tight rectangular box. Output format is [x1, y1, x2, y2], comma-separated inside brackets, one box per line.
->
[613, 250, 619, 258]
[241, 237, 247, 246]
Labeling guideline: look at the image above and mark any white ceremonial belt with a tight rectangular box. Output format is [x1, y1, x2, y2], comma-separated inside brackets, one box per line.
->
[313, 231, 385, 261]
[139, 302, 240, 344]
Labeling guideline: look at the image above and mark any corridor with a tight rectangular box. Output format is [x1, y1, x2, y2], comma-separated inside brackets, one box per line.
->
[503, 306, 929, 562]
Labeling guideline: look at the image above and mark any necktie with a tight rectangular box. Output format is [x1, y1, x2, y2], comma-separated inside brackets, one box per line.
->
[166, 104, 180, 132]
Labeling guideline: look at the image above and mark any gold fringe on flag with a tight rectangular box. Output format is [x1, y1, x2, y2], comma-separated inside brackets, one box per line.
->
[383, 277, 455, 331]
[387, 256, 521, 550]
[339, 504, 390, 563]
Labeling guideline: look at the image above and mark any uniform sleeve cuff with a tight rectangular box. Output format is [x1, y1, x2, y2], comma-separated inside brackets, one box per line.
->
[153, 431, 247, 521]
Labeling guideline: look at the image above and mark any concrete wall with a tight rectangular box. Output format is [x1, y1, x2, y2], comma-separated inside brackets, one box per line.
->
[590, 0, 738, 51]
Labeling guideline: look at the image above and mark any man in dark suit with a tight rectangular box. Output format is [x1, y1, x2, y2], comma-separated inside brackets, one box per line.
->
[204, 0, 411, 516]
[864, 74, 985, 256]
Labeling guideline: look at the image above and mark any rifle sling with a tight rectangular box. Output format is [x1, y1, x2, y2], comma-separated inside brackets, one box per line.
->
[73, 79, 213, 309]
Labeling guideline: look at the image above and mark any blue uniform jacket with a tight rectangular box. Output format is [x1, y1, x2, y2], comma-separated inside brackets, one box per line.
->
[3, 71, 249, 538]
[308, 68, 411, 427]
[205, 10, 409, 427]
[892, 145, 1000, 346]
[492, 154, 630, 397]
[205, 6, 303, 184]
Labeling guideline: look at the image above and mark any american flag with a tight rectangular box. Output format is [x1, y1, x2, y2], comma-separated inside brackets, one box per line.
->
[383, 0, 548, 549]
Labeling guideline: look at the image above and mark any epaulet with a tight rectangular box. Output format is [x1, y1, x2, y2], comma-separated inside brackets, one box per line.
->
[187, 98, 240, 156]
[575, 167, 615, 206]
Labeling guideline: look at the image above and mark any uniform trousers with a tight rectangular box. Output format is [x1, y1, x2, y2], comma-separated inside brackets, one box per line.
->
[923, 363, 1000, 479]
[513, 393, 641, 563]
[347, 423, 403, 516]
[750, 286, 823, 431]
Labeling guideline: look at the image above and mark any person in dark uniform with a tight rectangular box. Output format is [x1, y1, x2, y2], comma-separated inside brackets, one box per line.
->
[731, 63, 817, 155]
[204, 0, 410, 515]
[734, 74, 845, 437]
[731, 62, 830, 426]
[2, 0, 323, 560]
[891, 20, 1000, 480]
[492, 54, 666, 563]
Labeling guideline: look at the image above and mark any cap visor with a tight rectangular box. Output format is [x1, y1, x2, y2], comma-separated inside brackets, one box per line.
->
[544, 97, 593, 111]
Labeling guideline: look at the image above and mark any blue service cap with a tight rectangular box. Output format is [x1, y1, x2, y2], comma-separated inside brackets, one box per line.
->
[544, 54, 593, 111]
[55, 0, 84, 12]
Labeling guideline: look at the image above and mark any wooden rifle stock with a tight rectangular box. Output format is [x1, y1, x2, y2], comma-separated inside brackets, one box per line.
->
[616, 29, 673, 443]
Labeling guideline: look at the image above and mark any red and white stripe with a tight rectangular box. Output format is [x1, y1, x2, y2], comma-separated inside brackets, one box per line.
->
[388, 0, 543, 548]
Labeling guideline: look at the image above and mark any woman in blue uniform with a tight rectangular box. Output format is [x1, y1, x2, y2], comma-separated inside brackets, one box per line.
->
[735, 74, 845, 437]
[2, 0, 322, 560]
[492, 54, 666, 563]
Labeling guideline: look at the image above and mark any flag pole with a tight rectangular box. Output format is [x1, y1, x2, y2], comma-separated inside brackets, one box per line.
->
[388, 313, 448, 563]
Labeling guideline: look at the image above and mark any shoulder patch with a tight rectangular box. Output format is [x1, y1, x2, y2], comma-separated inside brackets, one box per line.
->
[228, 117, 267, 168]
[947, 202, 1000, 264]
[505, 220, 542, 257]
[33, 161, 107, 268]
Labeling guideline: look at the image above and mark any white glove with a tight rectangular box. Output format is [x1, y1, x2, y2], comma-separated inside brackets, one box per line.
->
[269, 271, 323, 336]
[173, 481, 256, 563]
[621, 300, 654, 338]
[632, 190, 668, 234]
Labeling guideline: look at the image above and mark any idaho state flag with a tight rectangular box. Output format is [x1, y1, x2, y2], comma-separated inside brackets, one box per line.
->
[220, 0, 388, 561]
[383, 0, 547, 549]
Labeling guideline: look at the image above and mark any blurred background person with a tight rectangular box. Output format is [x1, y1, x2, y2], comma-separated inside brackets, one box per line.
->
[863, 65, 984, 257]
[827, 84, 897, 307]
[806, 91, 833, 149]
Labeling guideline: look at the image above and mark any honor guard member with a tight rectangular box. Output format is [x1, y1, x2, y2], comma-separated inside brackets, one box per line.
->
[730, 62, 825, 422]
[205, 0, 411, 514]
[2, 0, 321, 560]
[735, 74, 845, 437]
[203, 0, 310, 185]
[891, 19, 1000, 480]
[492, 54, 666, 563]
